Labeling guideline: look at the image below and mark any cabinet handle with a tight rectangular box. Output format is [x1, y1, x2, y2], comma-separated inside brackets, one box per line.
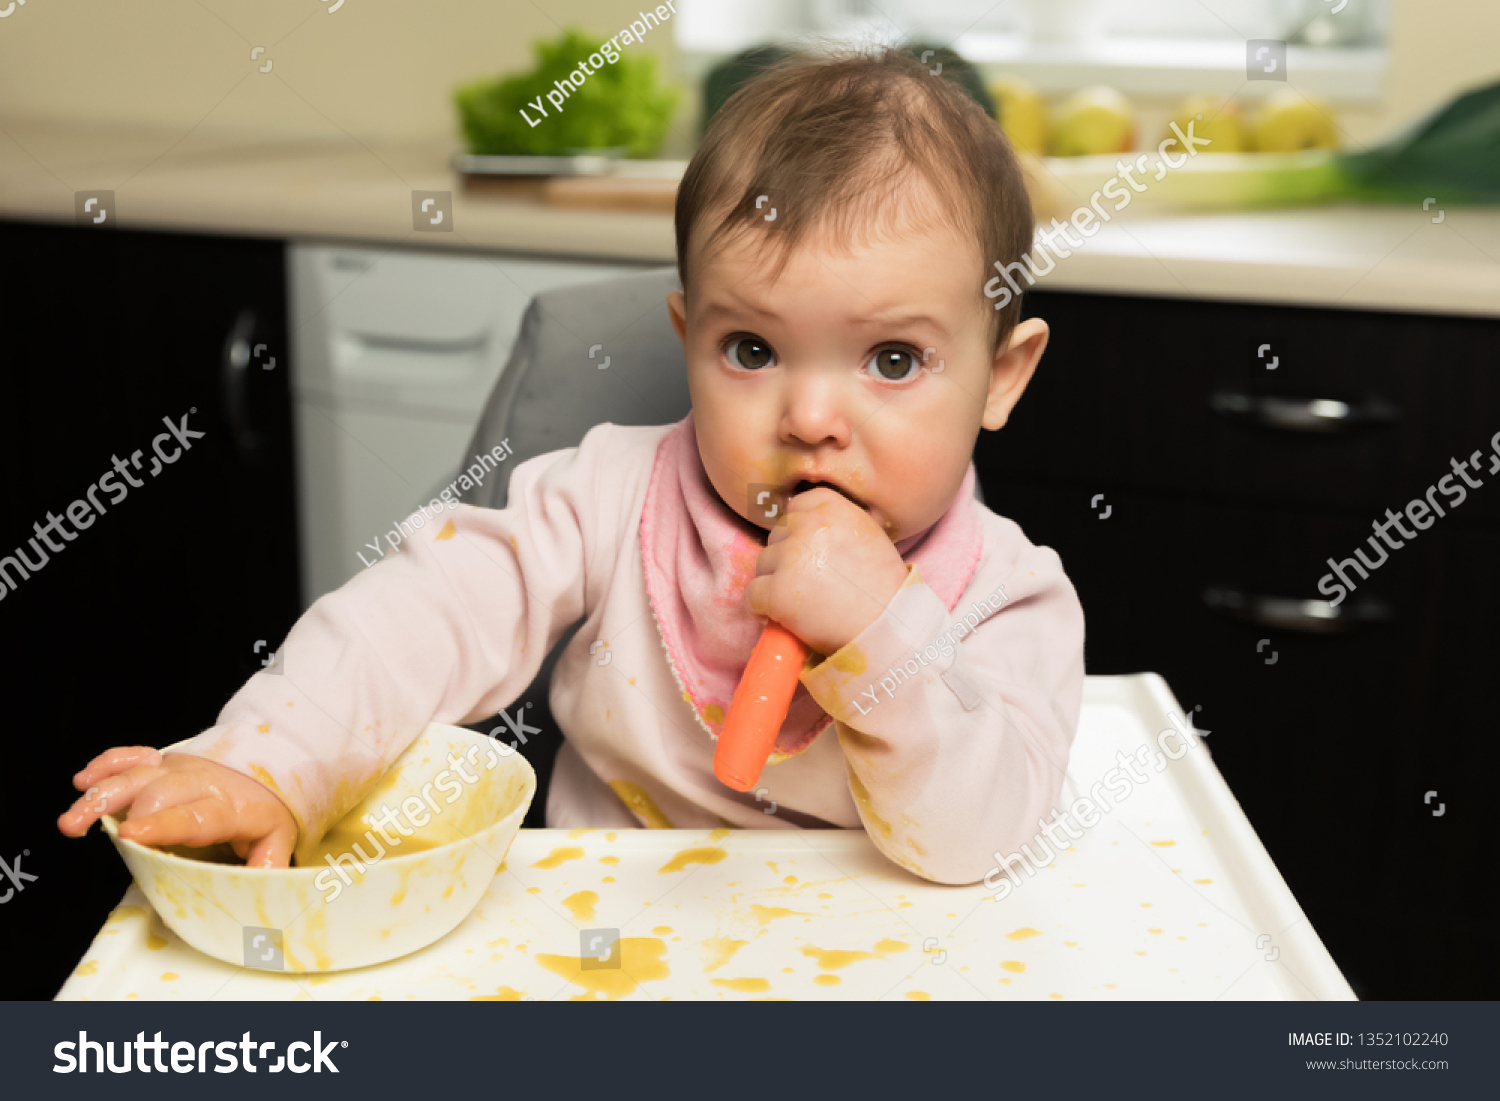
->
[222, 308, 260, 458]
[1209, 392, 1398, 433]
[1202, 586, 1393, 634]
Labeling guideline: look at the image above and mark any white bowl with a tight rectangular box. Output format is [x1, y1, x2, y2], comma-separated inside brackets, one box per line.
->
[102, 723, 534, 972]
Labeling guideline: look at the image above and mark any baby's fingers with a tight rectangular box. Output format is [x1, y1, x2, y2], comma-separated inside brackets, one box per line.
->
[242, 821, 297, 869]
[57, 762, 160, 837]
[73, 746, 161, 790]
[116, 797, 240, 850]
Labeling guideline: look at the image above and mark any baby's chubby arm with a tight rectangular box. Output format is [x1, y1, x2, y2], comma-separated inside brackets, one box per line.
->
[759, 499, 1085, 885]
[58, 427, 638, 867]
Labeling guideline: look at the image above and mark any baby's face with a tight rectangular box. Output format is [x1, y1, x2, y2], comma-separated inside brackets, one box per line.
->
[669, 209, 1040, 542]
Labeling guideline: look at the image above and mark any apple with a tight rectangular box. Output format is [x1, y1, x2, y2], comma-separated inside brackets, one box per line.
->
[1249, 88, 1338, 152]
[1049, 86, 1136, 157]
[990, 76, 1049, 153]
[1162, 94, 1246, 154]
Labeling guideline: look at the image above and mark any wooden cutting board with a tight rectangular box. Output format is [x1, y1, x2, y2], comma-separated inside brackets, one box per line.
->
[542, 175, 679, 213]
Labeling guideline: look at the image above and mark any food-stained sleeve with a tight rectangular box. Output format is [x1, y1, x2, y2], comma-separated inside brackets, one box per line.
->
[800, 547, 1085, 884]
[172, 428, 623, 866]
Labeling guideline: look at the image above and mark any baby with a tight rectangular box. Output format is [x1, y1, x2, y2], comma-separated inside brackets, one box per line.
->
[58, 46, 1084, 885]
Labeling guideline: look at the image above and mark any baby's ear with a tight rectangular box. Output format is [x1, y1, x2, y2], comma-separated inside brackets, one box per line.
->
[983, 318, 1049, 431]
[667, 290, 688, 346]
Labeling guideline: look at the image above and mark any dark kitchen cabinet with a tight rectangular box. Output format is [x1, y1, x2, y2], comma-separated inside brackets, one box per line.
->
[977, 289, 1500, 1000]
[0, 220, 301, 999]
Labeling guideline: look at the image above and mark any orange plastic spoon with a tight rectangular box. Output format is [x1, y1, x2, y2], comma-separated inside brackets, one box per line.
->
[713, 622, 810, 791]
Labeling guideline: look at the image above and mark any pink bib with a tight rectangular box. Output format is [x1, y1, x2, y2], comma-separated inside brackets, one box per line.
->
[639, 415, 983, 760]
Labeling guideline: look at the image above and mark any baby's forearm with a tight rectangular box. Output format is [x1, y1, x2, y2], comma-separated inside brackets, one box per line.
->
[172, 444, 605, 864]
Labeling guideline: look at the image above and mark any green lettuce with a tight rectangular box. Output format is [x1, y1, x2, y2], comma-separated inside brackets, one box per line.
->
[454, 28, 678, 158]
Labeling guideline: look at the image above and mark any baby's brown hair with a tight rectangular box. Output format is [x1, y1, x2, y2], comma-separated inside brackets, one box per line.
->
[675, 44, 1034, 355]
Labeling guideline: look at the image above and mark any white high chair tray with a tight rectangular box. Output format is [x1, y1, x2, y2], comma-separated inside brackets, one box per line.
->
[57, 674, 1353, 1001]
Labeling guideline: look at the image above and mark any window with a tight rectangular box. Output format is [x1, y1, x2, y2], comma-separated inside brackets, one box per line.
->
[675, 0, 1389, 101]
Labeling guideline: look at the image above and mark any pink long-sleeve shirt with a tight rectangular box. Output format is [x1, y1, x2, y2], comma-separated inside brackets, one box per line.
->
[177, 420, 1085, 884]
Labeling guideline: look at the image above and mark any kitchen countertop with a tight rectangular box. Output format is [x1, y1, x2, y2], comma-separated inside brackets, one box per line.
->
[4, 115, 1497, 318]
[56, 675, 1353, 1002]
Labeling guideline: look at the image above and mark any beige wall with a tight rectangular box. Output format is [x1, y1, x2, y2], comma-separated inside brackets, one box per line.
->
[0, 0, 1495, 155]
[0, 0, 694, 151]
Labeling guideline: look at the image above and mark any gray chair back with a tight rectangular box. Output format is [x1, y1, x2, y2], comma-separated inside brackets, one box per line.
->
[462, 267, 688, 509]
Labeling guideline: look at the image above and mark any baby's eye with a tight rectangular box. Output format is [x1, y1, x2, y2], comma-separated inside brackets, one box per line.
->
[865, 346, 921, 381]
[724, 335, 777, 370]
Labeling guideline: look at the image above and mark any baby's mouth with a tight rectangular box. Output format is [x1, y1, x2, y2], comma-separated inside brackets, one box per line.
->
[788, 479, 866, 510]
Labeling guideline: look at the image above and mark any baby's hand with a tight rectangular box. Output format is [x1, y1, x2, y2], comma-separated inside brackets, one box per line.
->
[57, 747, 297, 868]
[745, 487, 908, 656]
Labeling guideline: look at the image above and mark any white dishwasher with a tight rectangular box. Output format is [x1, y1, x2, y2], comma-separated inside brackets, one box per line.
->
[287, 243, 648, 606]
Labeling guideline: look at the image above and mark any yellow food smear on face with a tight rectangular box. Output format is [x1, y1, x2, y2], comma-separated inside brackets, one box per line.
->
[257, 723, 270, 733]
[509, 535, 518, 552]
[607, 780, 674, 829]
[703, 936, 749, 972]
[534, 938, 669, 1001]
[471, 986, 525, 1001]
[844, 767, 892, 839]
[711, 977, 771, 993]
[532, 846, 585, 869]
[75, 961, 98, 976]
[708, 828, 731, 842]
[435, 521, 456, 541]
[1000, 960, 1026, 973]
[659, 847, 728, 874]
[905, 990, 930, 1000]
[701, 704, 725, 726]
[562, 890, 599, 921]
[814, 974, 842, 986]
[1005, 927, 1043, 941]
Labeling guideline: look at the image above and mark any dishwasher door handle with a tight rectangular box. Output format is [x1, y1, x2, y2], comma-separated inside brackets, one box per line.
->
[1209, 392, 1399, 433]
[1203, 586, 1393, 633]
[222, 307, 261, 459]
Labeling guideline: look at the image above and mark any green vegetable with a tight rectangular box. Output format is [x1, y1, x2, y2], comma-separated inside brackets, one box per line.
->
[454, 28, 678, 157]
[1337, 79, 1500, 204]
